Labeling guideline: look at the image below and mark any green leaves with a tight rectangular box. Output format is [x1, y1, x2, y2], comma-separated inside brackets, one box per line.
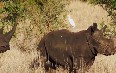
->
[33, 0, 68, 30]
[111, 0, 116, 9]
[0, 1, 26, 23]
[0, 0, 68, 33]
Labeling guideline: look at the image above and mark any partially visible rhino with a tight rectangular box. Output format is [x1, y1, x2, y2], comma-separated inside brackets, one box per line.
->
[0, 21, 17, 53]
[37, 23, 115, 73]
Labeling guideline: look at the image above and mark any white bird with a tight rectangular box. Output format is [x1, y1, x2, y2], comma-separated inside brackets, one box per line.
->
[67, 15, 76, 28]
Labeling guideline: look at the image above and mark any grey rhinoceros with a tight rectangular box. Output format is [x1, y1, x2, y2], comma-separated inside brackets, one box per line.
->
[37, 23, 115, 73]
[0, 21, 17, 53]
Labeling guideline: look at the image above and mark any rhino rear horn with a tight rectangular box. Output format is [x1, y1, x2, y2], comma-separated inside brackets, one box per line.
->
[0, 26, 4, 34]
[5, 21, 17, 42]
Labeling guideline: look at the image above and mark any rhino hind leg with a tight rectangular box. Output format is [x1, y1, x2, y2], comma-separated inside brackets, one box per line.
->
[46, 54, 77, 73]
[44, 56, 56, 69]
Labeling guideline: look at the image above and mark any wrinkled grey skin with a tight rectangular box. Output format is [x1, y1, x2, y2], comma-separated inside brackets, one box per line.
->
[0, 22, 17, 53]
[37, 23, 115, 73]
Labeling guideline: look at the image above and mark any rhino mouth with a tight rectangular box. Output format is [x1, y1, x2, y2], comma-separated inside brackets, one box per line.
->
[0, 49, 7, 53]
[103, 50, 115, 56]
[103, 53, 111, 56]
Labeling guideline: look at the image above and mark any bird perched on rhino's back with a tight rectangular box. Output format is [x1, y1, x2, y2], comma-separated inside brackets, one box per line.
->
[67, 15, 76, 28]
[0, 20, 17, 53]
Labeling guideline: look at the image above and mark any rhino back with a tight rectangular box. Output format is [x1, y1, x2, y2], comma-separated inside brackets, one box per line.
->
[44, 29, 95, 67]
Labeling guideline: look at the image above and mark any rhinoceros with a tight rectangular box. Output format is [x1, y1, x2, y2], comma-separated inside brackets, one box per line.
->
[0, 21, 17, 53]
[37, 23, 115, 73]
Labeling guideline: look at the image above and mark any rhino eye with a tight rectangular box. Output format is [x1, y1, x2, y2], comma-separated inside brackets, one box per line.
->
[1, 45, 9, 49]
[1, 46, 6, 48]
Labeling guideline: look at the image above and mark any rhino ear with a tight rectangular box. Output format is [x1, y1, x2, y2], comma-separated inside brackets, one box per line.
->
[0, 26, 4, 34]
[5, 23, 17, 42]
[101, 25, 107, 33]
[87, 23, 98, 35]
[92, 23, 97, 31]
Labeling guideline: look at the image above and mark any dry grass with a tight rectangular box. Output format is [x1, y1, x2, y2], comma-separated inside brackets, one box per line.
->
[0, 49, 37, 73]
[0, 0, 116, 73]
[66, 0, 111, 32]
[87, 54, 116, 73]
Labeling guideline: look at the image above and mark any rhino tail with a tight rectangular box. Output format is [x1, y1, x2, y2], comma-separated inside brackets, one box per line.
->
[37, 36, 47, 57]
[30, 36, 46, 70]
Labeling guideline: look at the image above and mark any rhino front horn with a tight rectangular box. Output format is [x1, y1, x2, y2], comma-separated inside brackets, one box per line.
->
[5, 20, 17, 42]
[101, 25, 107, 33]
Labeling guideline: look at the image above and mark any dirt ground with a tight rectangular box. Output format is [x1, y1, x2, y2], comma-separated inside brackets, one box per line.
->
[0, 0, 116, 73]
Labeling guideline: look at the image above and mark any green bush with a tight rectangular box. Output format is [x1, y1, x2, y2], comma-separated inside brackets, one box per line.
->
[34, 0, 69, 30]
[0, 1, 26, 23]
[0, 0, 68, 31]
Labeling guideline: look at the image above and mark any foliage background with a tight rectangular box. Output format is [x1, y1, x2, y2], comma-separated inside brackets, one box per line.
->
[0, 0, 116, 73]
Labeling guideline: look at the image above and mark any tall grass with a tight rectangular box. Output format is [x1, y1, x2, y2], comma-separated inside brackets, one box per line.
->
[0, 0, 116, 73]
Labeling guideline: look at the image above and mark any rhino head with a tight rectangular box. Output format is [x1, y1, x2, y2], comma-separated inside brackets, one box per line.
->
[0, 22, 17, 53]
[89, 23, 115, 56]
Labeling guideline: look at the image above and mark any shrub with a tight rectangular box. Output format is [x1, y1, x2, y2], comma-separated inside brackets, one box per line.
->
[0, 0, 69, 52]
[0, 0, 69, 32]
